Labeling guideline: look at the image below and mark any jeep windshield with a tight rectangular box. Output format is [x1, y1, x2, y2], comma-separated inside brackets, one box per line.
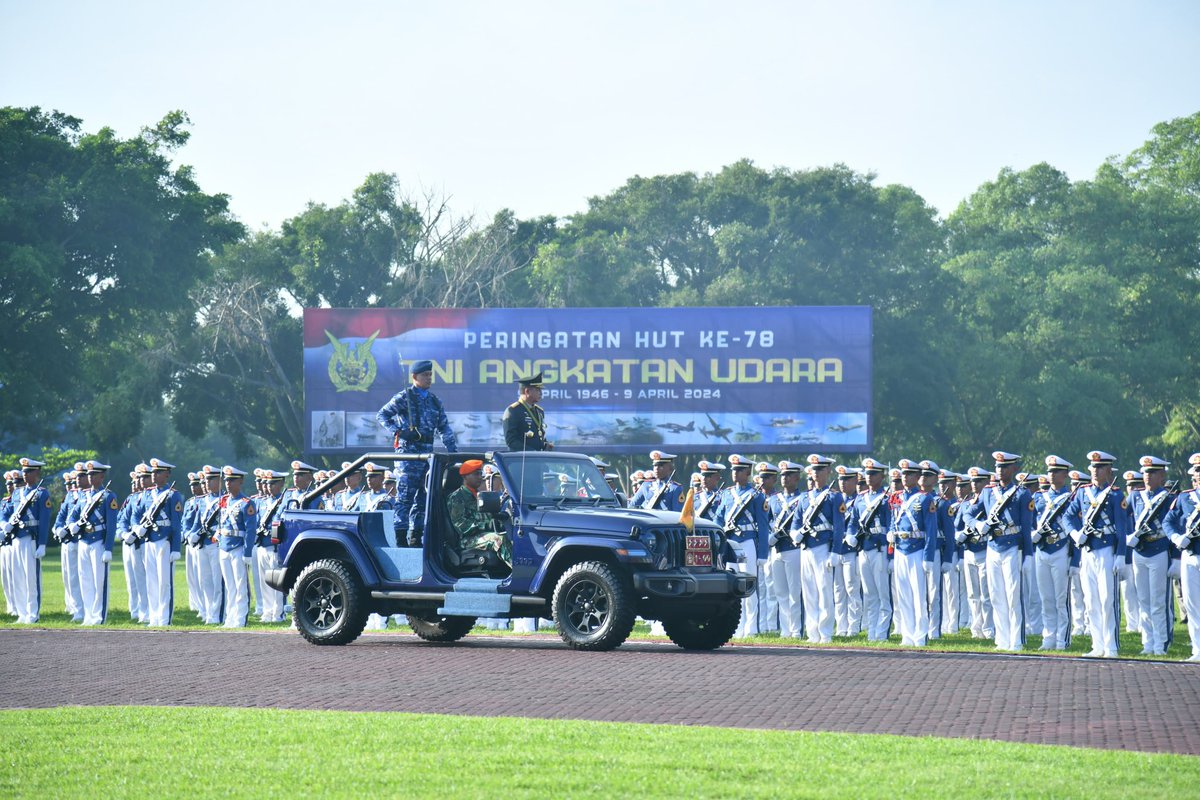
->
[495, 452, 618, 507]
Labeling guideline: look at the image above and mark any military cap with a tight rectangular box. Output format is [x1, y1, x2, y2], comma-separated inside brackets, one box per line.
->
[340, 461, 362, 474]
[778, 460, 803, 474]
[698, 460, 727, 474]
[938, 469, 957, 483]
[72, 461, 86, 472]
[991, 451, 1021, 467]
[956, 474, 972, 487]
[897, 458, 921, 474]
[689, 472, 702, 486]
[383, 470, 398, 482]
[1189, 453, 1200, 475]
[263, 470, 286, 482]
[650, 450, 677, 465]
[134, 462, 151, 475]
[860, 458, 886, 475]
[889, 468, 902, 480]
[481, 464, 498, 478]
[1086, 450, 1117, 466]
[517, 371, 543, 388]
[187, 472, 201, 484]
[1044, 455, 1073, 472]
[755, 461, 779, 475]
[458, 459, 484, 476]
[61, 470, 74, 482]
[966, 466, 993, 481]
[806, 453, 834, 468]
[835, 465, 860, 479]
[1068, 469, 1088, 482]
[148, 458, 175, 471]
[201, 465, 220, 478]
[918, 459, 940, 476]
[1138, 455, 1169, 472]
[19, 457, 45, 471]
[290, 460, 318, 474]
[221, 465, 247, 479]
[409, 359, 434, 375]
[1037, 474, 1051, 488]
[728, 454, 753, 470]
[604, 473, 618, 484]
[1017, 472, 1040, 487]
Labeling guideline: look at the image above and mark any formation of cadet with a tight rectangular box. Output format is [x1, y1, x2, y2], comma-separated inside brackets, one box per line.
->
[624, 448, 1200, 660]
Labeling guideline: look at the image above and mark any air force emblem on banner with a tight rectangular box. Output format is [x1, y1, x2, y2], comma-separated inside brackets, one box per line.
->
[326, 330, 380, 392]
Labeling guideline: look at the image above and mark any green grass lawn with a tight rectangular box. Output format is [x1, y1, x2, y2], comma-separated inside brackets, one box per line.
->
[6, 547, 1195, 661]
[0, 706, 1195, 799]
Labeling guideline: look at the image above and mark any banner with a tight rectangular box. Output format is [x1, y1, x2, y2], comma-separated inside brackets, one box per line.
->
[303, 306, 872, 454]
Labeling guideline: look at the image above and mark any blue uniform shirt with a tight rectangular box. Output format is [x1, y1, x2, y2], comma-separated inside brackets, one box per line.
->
[217, 493, 257, 557]
[792, 486, 846, 549]
[1128, 487, 1174, 558]
[1165, 489, 1200, 556]
[718, 483, 770, 555]
[135, 485, 184, 553]
[630, 479, 684, 512]
[768, 491, 803, 553]
[74, 488, 119, 551]
[969, 482, 1034, 557]
[891, 487, 939, 561]
[377, 385, 458, 454]
[10, 484, 52, 548]
[852, 489, 892, 554]
[1063, 483, 1130, 558]
[1033, 485, 1073, 555]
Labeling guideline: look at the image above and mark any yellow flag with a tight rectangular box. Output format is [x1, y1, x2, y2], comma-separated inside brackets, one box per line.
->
[679, 487, 696, 532]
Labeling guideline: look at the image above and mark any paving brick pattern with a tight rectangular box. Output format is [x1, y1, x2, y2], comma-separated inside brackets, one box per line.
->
[1, 629, 1197, 755]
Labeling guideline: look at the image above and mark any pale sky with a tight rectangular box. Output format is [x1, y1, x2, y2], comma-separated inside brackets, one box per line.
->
[3, 1, 1198, 230]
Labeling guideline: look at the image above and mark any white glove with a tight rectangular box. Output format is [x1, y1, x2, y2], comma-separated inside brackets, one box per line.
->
[0, 522, 8, 535]
[824, 557, 835, 572]
[53, 526, 64, 539]
[243, 556, 252, 565]
[1125, 534, 1140, 549]
[1117, 563, 1131, 581]
[922, 560, 933, 575]
[767, 532, 779, 546]
[954, 530, 967, 543]
[1168, 560, 1181, 580]
[187, 533, 200, 545]
[35, 544, 46, 559]
[886, 532, 896, 544]
[1030, 529, 1042, 544]
[941, 561, 952, 575]
[845, 534, 859, 549]
[101, 550, 112, 563]
[122, 532, 135, 544]
[170, 551, 181, 562]
[887, 559, 894, 574]
[132, 524, 145, 538]
[68, 522, 82, 536]
[1069, 566, 1080, 578]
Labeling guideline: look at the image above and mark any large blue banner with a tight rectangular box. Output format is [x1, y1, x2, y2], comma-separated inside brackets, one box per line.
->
[304, 306, 872, 454]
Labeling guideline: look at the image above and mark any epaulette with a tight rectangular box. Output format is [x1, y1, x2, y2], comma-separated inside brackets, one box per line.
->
[508, 401, 521, 409]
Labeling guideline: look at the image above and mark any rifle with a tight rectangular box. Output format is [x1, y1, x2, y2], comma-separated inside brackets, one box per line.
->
[981, 482, 1020, 539]
[72, 481, 113, 539]
[795, 478, 837, 543]
[1033, 487, 1076, 544]
[855, 491, 889, 540]
[771, 492, 804, 547]
[134, 481, 176, 543]
[646, 469, 677, 510]
[1080, 479, 1120, 545]
[721, 487, 758, 537]
[1183, 502, 1200, 542]
[4, 480, 45, 545]
[255, 493, 286, 545]
[196, 492, 225, 546]
[1129, 481, 1179, 543]
[696, 482, 725, 518]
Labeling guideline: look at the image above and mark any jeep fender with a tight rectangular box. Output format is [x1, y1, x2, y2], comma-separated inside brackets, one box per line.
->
[528, 535, 648, 596]
[281, 530, 382, 591]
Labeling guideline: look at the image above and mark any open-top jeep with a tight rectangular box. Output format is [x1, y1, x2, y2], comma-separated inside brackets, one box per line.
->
[265, 450, 755, 651]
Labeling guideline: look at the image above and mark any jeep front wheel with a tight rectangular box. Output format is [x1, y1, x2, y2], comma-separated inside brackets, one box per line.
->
[408, 612, 476, 643]
[662, 600, 741, 650]
[551, 560, 636, 651]
[293, 559, 368, 646]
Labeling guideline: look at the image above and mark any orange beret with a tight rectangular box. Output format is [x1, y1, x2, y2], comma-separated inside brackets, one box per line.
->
[459, 459, 484, 476]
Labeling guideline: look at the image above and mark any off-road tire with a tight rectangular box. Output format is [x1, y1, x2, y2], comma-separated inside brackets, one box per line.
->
[551, 560, 637, 651]
[293, 558, 369, 646]
[408, 612, 476, 642]
[661, 600, 742, 650]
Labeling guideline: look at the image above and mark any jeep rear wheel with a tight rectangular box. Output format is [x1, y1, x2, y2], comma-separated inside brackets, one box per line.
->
[551, 560, 636, 651]
[293, 559, 368, 646]
[662, 600, 741, 650]
[408, 612, 476, 643]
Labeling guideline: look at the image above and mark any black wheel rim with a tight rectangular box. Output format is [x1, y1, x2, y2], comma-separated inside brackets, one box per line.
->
[302, 576, 344, 630]
[564, 578, 611, 636]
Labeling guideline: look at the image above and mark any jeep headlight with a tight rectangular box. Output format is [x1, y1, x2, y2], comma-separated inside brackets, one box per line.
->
[640, 531, 658, 552]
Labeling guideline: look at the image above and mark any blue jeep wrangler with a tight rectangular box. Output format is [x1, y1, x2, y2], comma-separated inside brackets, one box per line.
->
[265, 450, 755, 651]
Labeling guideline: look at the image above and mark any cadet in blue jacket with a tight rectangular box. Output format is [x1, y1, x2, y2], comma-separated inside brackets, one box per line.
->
[129, 458, 183, 627]
[1032, 456, 1076, 650]
[72, 461, 118, 625]
[1127, 456, 1176, 656]
[216, 466, 257, 628]
[1, 458, 52, 624]
[831, 465, 863, 637]
[888, 459, 939, 647]
[851, 459, 893, 641]
[719, 454, 770, 638]
[792, 455, 845, 644]
[1165, 453, 1200, 662]
[629, 451, 685, 512]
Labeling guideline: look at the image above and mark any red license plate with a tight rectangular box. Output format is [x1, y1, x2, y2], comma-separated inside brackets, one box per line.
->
[685, 536, 712, 567]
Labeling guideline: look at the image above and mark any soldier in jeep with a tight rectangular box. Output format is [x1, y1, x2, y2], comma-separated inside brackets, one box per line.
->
[446, 460, 510, 566]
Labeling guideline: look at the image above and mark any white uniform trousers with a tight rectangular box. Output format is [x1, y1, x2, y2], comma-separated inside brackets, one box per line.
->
[1034, 546, 1070, 649]
[1132, 549, 1170, 654]
[1021, 554, 1042, 636]
[248, 543, 264, 615]
[122, 540, 148, 622]
[1069, 569, 1088, 636]
[512, 617, 539, 633]
[1081, 547, 1119, 656]
[892, 548, 927, 646]
[1121, 568, 1142, 634]
[732, 540, 759, 638]
[219, 549, 250, 627]
[757, 559, 779, 633]
[196, 544, 224, 624]
[184, 545, 201, 612]
[1179, 550, 1200, 658]
[60, 540, 84, 620]
[1, 542, 16, 615]
[9, 536, 41, 623]
[832, 552, 862, 636]
[925, 551, 943, 639]
[77, 540, 110, 625]
[858, 549, 892, 641]
[963, 549, 993, 638]
[957, 559, 971, 629]
[987, 545, 1023, 651]
[143, 538, 174, 626]
[766, 547, 803, 638]
[256, 545, 285, 621]
[799, 544, 834, 643]
[941, 557, 962, 634]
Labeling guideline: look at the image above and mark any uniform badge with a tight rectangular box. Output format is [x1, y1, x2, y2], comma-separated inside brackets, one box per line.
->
[762, 500, 769, 512]
[110, 499, 119, 510]
[175, 501, 183, 512]
[1120, 498, 1128, 509]
[246, 503, 256, 516]
[839, 503, 847, 514]
[1028, 500, 1036, 512]
[45, 498, 52, 508]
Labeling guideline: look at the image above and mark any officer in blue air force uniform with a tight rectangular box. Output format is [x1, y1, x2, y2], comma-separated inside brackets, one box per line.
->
[917, 460, 949, 639]
[1127, 455, 1176, 656]
[629, 451, 684, 512]
[1031, 456, 1075, 650]
[955, 467, 995, 639]
[1063, 450, 1129, 658]
[216, 466, 256, 628]
[2, 458, 52, 624]
[695, 461, 726, 522]
[888, 458, 939, 647]
[792, 454, 844, 644]
[718, 454, 769, 638]
[130, 458, 183, 627]
[377, 358, 458, 546]
[1, 470, 16, 617]
[53, 466, 85, 622]
[831, 465, 863, 637]
[1165, 453, 1200, 662]
[852, 458, 893, 641]
[766, 460, 804, 639]
[72, 460, 118, 625]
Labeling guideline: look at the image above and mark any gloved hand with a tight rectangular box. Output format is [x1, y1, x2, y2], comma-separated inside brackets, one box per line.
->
[53, 526, 65, 540]
[824, 557, 835, 572]
[954, 530, 967, 543]
[941, 561, 952, 575]
[35, 544, 46, 559]
[1125, 534, 1140, 549]
[123, 532, 136, 545]
[0, 521, 9, 535]
[101, 551, 112, 563]
[1071, 530, 1088, 547]
[187, 533, 200, 546]
[132, 524, 145, 538]
[1030, 529, 1042, 544]
[243, 556, 253, 565]
[1069, 566, 1080, 578]
[170, 551, 181, 562]
[886, 532, 896, 544]
[1117, 563, 1131, 581]
[844, 534, 858, 549]
[922, 560, 933, 575]
[68, 522, 82, 537]
[1168, 560, 1181, 580]
[767, 532, 779, 547]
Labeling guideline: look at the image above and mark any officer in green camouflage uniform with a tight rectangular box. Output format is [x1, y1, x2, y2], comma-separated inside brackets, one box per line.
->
[446, 460, 511, 565]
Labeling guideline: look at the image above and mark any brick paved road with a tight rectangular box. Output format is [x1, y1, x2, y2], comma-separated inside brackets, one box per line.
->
[2, 629, 1197, 755]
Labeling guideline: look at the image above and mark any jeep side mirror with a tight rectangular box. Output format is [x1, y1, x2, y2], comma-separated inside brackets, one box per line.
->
[477, 491, 503, 514]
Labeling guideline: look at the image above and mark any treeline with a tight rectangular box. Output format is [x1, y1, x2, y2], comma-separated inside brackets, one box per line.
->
[2, 106, 1198, 473]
